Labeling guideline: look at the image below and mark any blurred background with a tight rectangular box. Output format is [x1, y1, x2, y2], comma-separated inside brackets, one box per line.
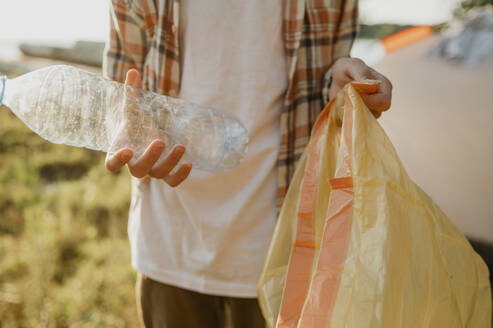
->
[0, 0, 492, 326]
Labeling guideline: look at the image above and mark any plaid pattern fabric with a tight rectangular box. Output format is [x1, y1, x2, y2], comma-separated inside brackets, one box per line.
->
[103, 0, 358, 211]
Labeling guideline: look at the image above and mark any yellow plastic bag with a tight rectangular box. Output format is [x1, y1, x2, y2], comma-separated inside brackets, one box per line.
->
[257, 81, 492, 328]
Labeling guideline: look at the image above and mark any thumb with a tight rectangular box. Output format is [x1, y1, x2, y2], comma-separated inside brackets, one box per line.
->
[125, 69, 142, 89]
[347, 60, 374, 82]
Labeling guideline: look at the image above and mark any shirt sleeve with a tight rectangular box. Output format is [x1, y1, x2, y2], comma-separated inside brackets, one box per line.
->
[103, 0, 151, 83]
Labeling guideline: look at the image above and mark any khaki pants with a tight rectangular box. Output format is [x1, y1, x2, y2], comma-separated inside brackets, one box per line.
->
[136, 274, 266, 328]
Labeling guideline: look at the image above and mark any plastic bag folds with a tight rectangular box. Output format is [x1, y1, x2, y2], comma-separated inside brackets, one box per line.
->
[257, 81, 492, 328]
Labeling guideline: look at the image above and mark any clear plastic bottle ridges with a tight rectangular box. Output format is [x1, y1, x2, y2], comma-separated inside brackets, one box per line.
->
[0, 65, 248, 172]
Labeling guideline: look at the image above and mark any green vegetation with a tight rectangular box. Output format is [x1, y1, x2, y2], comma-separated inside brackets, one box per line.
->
[358, 24, 413, 39]
[0, 106, 138, 327]
[358, 23, 448, 40]
[455, 0, 493, 17]
[359, 0, 493, 40]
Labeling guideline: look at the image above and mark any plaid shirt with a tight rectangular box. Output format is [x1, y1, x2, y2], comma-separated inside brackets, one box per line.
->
[103, 0, 358, 210]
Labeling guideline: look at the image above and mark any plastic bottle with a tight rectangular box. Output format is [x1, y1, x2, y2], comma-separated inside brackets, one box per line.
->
[0, 65, 248, 172]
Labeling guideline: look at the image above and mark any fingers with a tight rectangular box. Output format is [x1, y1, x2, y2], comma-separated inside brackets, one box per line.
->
[361, 91, 391, 111]
[127, 140, 166, 178]
[370, 110, 382, 119]
[329, 57, 373, 100]
[106, 148, 133, 172]
[148, 145, 185, 179]
[108, 69, 192, 187]
[149, 144, 192, 188]
[347, 58, 374, 82]
[337, 58, 393, 114]
[360, 72, 393, 112]
[108, 69, 191, 186]
[126, 141, 192, 187]
[164, 162, 193, 187]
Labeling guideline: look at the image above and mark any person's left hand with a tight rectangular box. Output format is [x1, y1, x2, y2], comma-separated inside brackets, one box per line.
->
[329, 57, 392, 118]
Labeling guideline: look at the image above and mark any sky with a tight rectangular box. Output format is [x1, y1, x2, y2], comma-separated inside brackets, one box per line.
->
[0, 0, 462, 42]
[0, 0, 109, 41]
[359, 0, 462, 25]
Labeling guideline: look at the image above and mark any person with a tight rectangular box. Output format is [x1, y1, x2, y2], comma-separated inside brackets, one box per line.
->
[103, 0, 392, 327]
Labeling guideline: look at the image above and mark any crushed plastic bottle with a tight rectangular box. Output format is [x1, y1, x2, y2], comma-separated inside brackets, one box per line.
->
[0, 65, 248, 172]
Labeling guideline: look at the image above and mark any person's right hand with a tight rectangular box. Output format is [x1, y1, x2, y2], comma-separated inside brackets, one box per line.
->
[105, 69, 192, 187]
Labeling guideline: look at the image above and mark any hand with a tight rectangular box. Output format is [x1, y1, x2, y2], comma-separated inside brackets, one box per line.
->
[329, 57, 393, 118]
[105, 69, 192, 187]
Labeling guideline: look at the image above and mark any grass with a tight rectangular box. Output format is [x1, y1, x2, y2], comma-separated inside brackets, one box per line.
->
[0, 106, 138, 327]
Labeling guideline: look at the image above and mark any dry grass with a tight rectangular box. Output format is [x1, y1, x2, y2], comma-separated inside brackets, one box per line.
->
[0, 106, 139, 327]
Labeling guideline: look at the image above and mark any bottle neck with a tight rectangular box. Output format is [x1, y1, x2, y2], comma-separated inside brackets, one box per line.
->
[0, 76, 6, 106]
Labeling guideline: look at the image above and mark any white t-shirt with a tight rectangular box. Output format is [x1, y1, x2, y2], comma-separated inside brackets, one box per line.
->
[128, 0, 287, 297]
